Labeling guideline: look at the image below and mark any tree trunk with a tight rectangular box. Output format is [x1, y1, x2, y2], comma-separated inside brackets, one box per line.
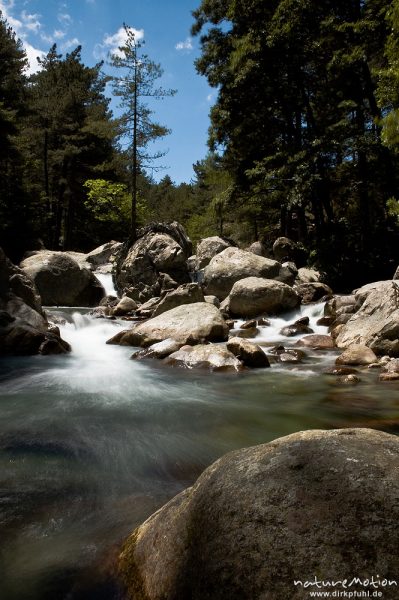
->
[131, 52, 138, 242]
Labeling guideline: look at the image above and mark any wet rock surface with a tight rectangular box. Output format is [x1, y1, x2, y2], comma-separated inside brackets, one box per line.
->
[226, 337, 270, 368]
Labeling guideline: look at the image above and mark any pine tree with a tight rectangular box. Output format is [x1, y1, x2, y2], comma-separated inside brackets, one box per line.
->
[24, 45, 116, 249]
[0, 11, 31, 259]
[110, 24, 176, 240]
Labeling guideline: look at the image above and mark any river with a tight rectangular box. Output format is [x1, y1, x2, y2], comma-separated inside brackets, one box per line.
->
[1, 287, 398, 599]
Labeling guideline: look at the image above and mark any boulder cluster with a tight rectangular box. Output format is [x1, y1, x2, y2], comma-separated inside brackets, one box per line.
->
[105, 228, 336, 371]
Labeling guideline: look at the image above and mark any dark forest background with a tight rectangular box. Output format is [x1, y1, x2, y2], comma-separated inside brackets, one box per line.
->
[1, 0, 399, 289]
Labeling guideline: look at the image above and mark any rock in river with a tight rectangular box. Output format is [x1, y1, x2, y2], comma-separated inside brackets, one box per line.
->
[118, 428, 399, 600]
[335, 280, 399, 356]
[195, 236, 233, 269]
[228, 277, 300, 318]
[0, 248, 70, 355]
[335, 344, 378, 366]
[114, 222, 192, 300]
[164, 344, 242, 371]
[203, 247, 286, 300]
[152, 283, 204, 317]
[20, 250, 105, 306]
[107, 302, 229, 347]
[226, 337, 270, 368]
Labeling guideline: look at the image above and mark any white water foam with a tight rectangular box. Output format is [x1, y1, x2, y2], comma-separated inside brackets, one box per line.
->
[232, 302, 328, 346]
[95, 273, 118, 297]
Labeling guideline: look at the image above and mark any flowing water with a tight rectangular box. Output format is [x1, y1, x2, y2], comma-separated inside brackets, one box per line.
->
[1, 283, 399, 599]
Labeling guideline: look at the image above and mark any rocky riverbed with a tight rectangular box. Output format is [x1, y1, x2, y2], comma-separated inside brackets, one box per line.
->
[1, 225, 399, 599]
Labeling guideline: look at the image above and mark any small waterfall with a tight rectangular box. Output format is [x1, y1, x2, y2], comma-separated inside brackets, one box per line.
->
[233, 301, 328, 346]
[71, 312, 91, 329]
[95, 272, 118, 297]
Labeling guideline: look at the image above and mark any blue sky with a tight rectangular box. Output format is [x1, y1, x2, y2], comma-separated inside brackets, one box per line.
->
[0, 0, 215, 183]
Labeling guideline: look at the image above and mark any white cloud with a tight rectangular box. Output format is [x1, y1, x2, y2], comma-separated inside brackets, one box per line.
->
[40, 29, 66, 44]
[175, 37, 193, 52]
[0, 0, 44, 74]
[58, 12, 72, 25]
[21, 10, 41, 33]
[207, 93, 213, 102]
[61, 37, 79, 51]
[95, 25, 144, 60]
[24, 40, 45, 73]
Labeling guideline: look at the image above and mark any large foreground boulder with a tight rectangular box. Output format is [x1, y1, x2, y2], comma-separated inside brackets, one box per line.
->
[335, 280, 399, 356]
[114, 223, 192, 300]
[0, 248, 70, 355]
[118, 428, 399, 600]
[107, 303, 228, 347]
[227, 277, 300, 317]
[20, 251, 105, 306]
[203, 247, 290, 300]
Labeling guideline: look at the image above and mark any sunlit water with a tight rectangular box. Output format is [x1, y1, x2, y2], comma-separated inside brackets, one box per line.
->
[1, 302, 399, 599]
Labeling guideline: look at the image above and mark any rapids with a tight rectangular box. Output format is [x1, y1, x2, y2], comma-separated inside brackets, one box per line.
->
[1, 301, 398, 599]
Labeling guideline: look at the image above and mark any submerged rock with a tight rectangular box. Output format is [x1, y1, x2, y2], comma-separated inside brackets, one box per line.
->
[118, 428, 399, 600]
[233, 327, 259, 339]
[107, 303, 228, 347]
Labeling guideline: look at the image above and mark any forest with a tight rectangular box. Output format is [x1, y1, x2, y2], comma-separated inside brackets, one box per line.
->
[1, 0, 399, 289]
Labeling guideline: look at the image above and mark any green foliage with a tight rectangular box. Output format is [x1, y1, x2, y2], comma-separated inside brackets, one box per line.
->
[83, 178, 150, 229]
[192, 0, 399, 286]
[20, 44, 117, 249]
[387, 197, 399, 224]
[84, 179, 130, 222]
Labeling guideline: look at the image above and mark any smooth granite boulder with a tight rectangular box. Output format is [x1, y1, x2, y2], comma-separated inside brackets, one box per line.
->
[118, 428, 399, 600]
